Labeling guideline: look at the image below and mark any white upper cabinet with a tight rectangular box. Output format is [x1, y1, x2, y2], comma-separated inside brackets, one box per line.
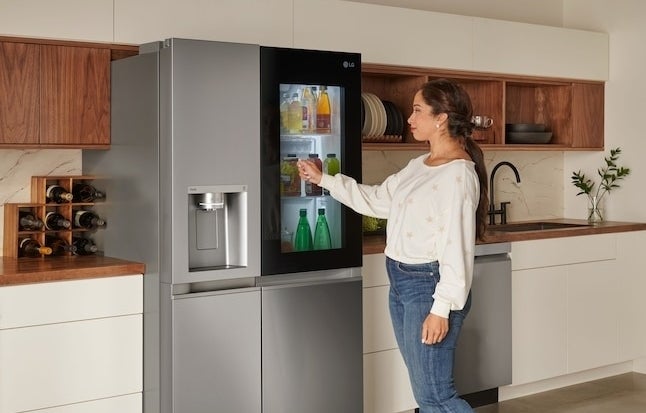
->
[114, 0, 294, 47]
[472, 18, 609, 80]
[0, 0, 113, 42]
[293, 0, 473, 70]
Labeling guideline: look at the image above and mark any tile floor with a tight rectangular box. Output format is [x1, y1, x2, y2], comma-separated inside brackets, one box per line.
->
[474, 373, 646, 412]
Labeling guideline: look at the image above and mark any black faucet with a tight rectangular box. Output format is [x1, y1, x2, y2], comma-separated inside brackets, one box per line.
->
[489, 161, 521, 225]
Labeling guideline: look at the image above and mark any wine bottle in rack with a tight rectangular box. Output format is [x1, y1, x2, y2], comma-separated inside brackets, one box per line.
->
[72, 183, 106, 203]
[45, 235, 78, 256]
[73, 210, 106, 229]
[44, 211, 72, 230]
[19, 211, 44, 230]
[18, 238, 53, 257]
[46, 184, 73, 203]
[72, 237, 99, 255]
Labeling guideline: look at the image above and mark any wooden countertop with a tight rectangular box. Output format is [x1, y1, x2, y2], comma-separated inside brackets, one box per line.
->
[0, 256, 146, 287]
[362, 219, 646, 255]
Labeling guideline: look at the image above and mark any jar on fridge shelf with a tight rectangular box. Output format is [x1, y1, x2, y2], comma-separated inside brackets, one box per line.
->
[316, 85, 331, 133]
[280, 154, 301, 196]
[324, 153, 340, 176]
[305, 153, 323, 196]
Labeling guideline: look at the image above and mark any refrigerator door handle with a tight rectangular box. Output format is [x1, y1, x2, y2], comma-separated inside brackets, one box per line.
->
[173, 286, 261, 300]
[259, 275, 361, 290]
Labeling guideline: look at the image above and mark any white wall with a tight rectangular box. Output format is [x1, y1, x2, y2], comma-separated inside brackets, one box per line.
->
[562, 0, 646, 222]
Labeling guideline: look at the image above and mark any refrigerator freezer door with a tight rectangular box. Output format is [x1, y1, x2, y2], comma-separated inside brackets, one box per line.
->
[172, 288, 261, 413]
[261, 277, 362, 413]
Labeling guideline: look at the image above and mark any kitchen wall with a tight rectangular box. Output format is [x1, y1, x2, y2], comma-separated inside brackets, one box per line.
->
[0, 0, 604, 254]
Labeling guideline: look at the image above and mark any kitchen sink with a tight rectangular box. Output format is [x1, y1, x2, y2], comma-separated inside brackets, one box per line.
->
[489, 221, 591, 232]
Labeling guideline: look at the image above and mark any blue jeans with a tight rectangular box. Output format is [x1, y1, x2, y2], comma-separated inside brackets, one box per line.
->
[386, 257, 473, 413]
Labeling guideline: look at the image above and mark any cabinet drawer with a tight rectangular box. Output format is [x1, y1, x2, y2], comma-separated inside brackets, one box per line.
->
[26, 393, 141, 413]
[511, 234, 616, 270]
[363, 285, 397, 354]
[364, 349, 416, 413]
[361, 253, 387, 287]
[0, 314, 142, 413]
[0, 274, 142, 329]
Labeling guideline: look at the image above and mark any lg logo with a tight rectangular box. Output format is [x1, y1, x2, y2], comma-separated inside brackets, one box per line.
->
[342, 60, 356, 69]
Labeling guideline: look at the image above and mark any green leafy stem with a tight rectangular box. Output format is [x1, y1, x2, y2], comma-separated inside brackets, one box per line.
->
[571, 147, 631, 203]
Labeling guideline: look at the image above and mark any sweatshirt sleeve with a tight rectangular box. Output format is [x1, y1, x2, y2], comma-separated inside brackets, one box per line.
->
[430, 176, 478, 318]
[318, 172, 398, 219]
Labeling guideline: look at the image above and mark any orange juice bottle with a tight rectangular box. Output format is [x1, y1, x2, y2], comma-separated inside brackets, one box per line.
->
[316, 86, 331, 133]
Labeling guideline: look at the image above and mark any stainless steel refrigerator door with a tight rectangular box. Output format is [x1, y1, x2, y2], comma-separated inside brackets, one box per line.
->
[261, 277, 363, 413]
[172, 287, 261, 413]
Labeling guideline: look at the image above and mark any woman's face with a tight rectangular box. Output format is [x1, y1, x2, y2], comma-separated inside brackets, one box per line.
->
[408, 91, 442, 142]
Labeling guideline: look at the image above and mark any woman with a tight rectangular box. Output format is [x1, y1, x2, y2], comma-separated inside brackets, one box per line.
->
[297, 79, 488, 412]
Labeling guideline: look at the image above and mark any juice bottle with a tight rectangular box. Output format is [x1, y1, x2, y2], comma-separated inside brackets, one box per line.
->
[313, 208, 332, 250]
[288, 91, 302, 133]
[279, 92, 290, 133]
[301, 87, 316, 132]
[316, 86, 331, 133]
[305, 153, 323, 196]
[293, 209, 313, 251]
[324, 153, 340, 176]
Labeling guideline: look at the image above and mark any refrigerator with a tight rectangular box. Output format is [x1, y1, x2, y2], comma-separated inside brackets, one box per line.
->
[83, 38, 363, 413]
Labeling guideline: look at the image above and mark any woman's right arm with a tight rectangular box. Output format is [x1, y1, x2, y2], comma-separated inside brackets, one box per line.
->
[298, 159, 395, 218]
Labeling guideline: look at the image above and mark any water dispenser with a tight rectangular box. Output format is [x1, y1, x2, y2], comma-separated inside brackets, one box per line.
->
[187, 185, 247, 271]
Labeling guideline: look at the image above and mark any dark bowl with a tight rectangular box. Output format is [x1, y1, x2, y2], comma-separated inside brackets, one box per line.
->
[506, 123, 547, 132]
[506, 131, 553, 144]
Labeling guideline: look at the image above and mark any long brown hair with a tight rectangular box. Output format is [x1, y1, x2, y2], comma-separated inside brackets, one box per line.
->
[419, 79, 489, 240]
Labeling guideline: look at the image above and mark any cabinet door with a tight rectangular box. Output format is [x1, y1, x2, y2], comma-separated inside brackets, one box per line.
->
[567, 259, 619, 373]
[0, 41, 39, 144]
[0, 315, 142, 413]
[40, 45, 110, 145]
[512, 266, 568, 385]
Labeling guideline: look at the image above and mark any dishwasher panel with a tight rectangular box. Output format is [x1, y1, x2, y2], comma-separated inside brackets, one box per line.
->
[455, 246, 512, 395]
[262, 277, 363, 413]
[172, 287, 261, 413]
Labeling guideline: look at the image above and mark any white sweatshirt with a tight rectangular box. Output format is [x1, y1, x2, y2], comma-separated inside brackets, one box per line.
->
[318, 155, 479, 318]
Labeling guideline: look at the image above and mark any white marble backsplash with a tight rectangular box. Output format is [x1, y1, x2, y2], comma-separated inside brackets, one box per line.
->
[362, 150, 564, 222]
[0, 149, 82, 254]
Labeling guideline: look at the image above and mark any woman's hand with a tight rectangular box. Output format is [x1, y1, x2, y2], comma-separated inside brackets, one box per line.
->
[421, 313, 449, 345]
[297, 159, 323, 185]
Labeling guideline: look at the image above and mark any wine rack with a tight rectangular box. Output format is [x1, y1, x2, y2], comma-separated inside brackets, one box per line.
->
[2, 175, 105, 258]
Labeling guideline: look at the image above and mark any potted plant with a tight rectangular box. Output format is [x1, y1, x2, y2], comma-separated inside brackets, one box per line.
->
[571, 147, 631, 223]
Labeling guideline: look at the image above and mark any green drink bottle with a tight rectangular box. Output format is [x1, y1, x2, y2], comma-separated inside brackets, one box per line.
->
[293, 209, 313, 251]
[313, 208, 332, 250]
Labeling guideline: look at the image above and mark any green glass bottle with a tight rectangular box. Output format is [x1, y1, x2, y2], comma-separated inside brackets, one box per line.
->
[313, 208, 332, 250]
[293, 209, 313, 251]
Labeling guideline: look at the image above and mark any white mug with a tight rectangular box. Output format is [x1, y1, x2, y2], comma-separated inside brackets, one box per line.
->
[472, 115, 494, 128]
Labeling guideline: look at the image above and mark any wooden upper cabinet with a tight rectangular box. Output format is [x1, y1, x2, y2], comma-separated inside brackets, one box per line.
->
[0, 42, 40, 144]
[0, 37, 137, 148]
[39, 45, 110, 145]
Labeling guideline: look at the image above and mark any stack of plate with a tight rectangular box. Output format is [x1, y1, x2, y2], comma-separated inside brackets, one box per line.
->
[361, 93, 405, 141]
[505, 123, 553, 144]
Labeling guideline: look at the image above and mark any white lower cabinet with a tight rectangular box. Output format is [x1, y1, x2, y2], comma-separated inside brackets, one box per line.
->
[362, 253, 417, 413]
[0, 274, 143, 413]
[616, 230, 646, 362]
[511, 234, 621, 386]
